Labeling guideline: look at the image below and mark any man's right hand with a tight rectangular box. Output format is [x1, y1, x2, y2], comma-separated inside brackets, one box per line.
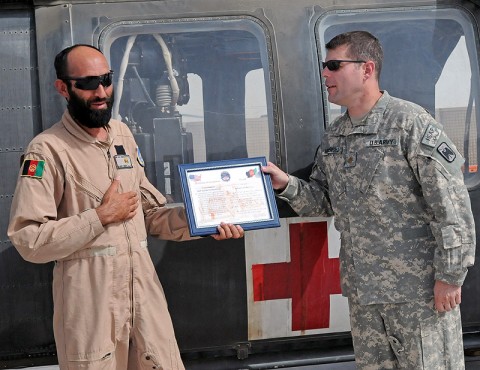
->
[96, 178, 139, 225]
[262, 161, 290, 192]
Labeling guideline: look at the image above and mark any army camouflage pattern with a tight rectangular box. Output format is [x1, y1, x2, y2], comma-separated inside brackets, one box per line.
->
[349, 295, 464, 369]
[278, 91, 476, 305]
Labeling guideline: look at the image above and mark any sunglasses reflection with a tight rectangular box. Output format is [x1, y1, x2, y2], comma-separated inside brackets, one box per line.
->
[322, 60, 366, 71]
[62, 71, 114, 90]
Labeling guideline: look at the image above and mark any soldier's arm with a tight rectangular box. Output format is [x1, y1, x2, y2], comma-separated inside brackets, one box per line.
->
[408, 115, 475, 287]
[272, 148, 333, 217]
[8, 151, 104, 263]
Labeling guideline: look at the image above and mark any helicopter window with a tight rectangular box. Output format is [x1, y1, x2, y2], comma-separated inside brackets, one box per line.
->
[317, 7, 480, 188]
[101, 18, 276, 202]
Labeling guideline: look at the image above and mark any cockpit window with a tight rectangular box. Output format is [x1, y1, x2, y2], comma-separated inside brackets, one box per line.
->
[316, 7, 480, 188]
[100, 18, 276, 202]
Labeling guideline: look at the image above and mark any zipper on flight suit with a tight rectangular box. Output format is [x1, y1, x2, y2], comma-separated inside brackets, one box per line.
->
[106, 148, 114, 180]
[108, 144, 135, 329]
[104, 141, 135, 328]
[125, 221, 135, 328]
[103, 138, 117, 181]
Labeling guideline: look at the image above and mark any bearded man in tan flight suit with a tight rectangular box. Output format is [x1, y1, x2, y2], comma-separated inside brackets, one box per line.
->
[8, 44, 244, 370]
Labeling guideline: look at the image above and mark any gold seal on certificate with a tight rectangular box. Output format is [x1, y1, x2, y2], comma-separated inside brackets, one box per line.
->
[178, 157, 280, 236]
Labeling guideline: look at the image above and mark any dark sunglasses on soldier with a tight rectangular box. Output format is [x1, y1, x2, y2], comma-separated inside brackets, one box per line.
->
[322, 60, 366, 71]
[62, 70, 114, 90]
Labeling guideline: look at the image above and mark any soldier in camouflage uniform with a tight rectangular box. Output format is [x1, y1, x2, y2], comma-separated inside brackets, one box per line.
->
[263, 31, 476, 369]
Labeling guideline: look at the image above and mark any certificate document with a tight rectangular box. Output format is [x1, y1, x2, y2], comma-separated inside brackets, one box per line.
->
[178, 157, 280, 236]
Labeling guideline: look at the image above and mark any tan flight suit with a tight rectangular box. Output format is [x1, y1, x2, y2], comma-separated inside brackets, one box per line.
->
[8, 110, 192, 370]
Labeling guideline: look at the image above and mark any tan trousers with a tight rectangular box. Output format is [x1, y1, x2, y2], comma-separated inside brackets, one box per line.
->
[53, 248, 185, 370]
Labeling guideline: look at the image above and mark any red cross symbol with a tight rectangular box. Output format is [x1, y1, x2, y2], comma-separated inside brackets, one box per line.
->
[252, 221, 341, 331]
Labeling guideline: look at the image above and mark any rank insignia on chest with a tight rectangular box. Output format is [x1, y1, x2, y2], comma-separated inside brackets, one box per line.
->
[344, 152, 357, 168]
[21, 159, 45, 178]
[421, 124, 441, 148]
[114, 155, 133, 169]
[114, 145, 126, 155]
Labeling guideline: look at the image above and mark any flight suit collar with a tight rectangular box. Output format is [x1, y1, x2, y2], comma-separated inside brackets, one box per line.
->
[61, 109, 114, 145]
[329, 91, 391, 137]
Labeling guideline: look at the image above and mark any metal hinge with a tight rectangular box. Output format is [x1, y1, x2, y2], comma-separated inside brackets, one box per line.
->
[235, 342, 251, 360]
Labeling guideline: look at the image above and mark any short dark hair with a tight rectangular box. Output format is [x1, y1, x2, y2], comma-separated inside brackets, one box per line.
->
[326, 31, 383, 78]
[54, 44, 102, 79]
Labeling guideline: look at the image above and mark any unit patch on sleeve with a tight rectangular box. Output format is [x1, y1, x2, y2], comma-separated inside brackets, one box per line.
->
[21, 159, 45, 178]
[437, 142, 456, 163]
[421, 124, 441, 148]
[136, 146, 145, 167]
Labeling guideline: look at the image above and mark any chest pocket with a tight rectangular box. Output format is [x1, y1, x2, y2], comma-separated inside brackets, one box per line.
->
[358, 148, 384, 194]
[67, 166, 104, 202]
[112, 150, 139, 193]
[62, 167, 105, 216]
[321, 149, 346, 198]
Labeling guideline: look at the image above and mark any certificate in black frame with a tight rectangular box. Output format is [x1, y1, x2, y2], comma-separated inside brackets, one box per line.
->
[178, 157, 280, 236]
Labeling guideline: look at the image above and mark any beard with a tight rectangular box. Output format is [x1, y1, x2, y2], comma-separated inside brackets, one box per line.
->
[67, 86, 114, 129]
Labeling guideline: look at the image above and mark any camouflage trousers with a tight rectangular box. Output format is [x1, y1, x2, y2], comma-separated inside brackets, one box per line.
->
[348, 296, 464, 369]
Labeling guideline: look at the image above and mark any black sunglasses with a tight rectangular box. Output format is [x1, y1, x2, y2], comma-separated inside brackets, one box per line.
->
[322, 60, 366, 71]
[61, 70, 114, 90]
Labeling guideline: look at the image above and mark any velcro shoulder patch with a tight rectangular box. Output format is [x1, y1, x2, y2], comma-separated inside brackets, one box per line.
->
[421, 124, 441, 148]
[21, 159, 45, 178]
[137, 146, 145, 167]
[437, 142, 456, 163]
[430, 134, 464, 174]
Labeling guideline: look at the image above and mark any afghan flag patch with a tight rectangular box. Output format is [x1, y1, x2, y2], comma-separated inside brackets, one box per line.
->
[21, 159, 45, 178]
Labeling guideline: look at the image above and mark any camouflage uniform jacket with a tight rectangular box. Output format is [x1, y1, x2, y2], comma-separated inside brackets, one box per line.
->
[278, 91, 476, 305]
